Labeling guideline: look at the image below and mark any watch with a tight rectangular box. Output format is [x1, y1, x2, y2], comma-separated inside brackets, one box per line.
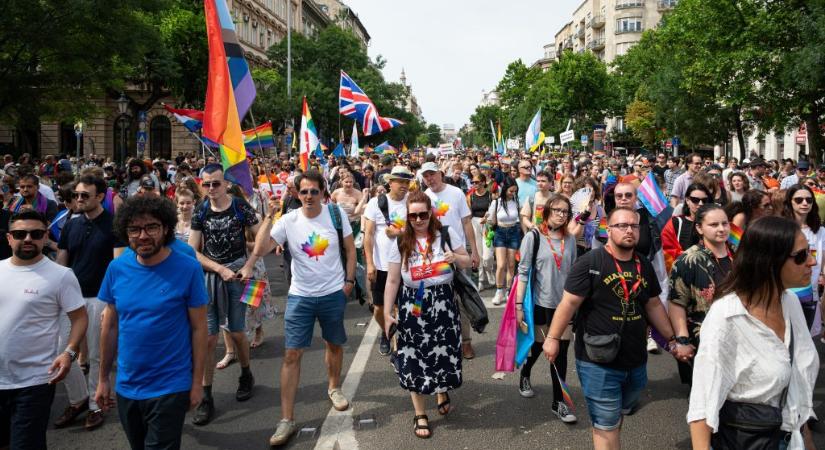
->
[675, 336, 691, 346]
[345, 279, 355, 285]
[64, 348, 78, 362]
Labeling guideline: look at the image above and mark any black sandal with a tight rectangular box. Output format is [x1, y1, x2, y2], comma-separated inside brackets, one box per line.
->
[413, 414, 431, 439]
[437, 393, 451, 416]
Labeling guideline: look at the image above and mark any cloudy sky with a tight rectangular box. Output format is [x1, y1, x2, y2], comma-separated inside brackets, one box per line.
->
[344, 0, 582, 128]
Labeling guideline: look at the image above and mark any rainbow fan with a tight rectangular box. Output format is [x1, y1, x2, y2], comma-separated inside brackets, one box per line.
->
[433, 200, 450, 218]
[300, 232, 329, 260]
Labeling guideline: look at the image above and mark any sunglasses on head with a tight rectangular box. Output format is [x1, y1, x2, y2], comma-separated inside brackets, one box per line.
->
[408, 211, 430, 221]
[9, 229, 47, 240]
[299, 188, 321, 196]
[789, 248, 810, 265]
[793, 196, 813, 205]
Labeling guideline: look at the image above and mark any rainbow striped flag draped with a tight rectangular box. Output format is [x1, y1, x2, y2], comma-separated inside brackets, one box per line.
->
[203, 0, 256, 196]
[243, 121, 275, 150]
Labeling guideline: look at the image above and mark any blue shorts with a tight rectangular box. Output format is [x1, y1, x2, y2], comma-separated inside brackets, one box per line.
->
[206, 279, 247, 336]
[576, 360, 647, 431]
[284, 290, 347, 349]
[493, 225, 522, 250]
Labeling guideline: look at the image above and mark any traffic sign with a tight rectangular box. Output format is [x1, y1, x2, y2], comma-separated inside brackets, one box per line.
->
[560, 130, 575, 144]
[581, 135, 588, 145]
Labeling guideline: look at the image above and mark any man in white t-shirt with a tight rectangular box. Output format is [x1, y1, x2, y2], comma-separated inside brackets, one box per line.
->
[253, 170, 356, 447]
[363, 166, 412, 355]
[421, 161, 480, 359]
[0, 210, 87, 449]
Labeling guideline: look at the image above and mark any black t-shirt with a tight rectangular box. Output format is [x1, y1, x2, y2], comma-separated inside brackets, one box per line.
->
[58, 210, 116, 297]
[190, 198, 258, 265]
[565, 247, 662, 369]
[651, 164, 667, 179]
[635, 208, 652, 258]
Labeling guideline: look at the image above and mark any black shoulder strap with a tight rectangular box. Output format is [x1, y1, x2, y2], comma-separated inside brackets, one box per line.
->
[378, 193, 390, 224]
[440, 225, 451, 253]
[328, 203, 347, 275]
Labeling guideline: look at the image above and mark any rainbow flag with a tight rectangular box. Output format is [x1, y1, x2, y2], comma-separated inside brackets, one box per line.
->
[597, 216, 608, 239]
[790, 285, 815, 305]
[374, 141, 396, 154]
[728, 222, 743, 249]
[298, 97, 319, 171]
[240, 279, 267, 307]
[553, 363, 575, 412]
[203, 0, 255, 196]
[243, 121, 275, 150]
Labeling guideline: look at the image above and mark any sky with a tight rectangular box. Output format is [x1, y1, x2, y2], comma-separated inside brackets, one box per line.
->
[344, 0, 582, 129]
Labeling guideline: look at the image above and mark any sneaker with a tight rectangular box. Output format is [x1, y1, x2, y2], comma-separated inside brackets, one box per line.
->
[192, 398, 214, 426]
[519, 376, 535, 398]
[647, 336, 660, 354]
[84, 409, 104, 431]
[269, 419, 297, 446]
[379, 335, 391, 356]
[236, 372, 255, 402]
[491, 290, 503, 306]
[328, 388, 349, 411]
[54, 400, 89, 428]
[553, 402, 577, 423]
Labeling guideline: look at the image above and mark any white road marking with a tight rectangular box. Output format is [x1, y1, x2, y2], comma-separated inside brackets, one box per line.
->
[313, 318, 380, 450]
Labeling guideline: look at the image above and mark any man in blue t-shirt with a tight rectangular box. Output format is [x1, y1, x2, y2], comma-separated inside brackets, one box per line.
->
[95, 196, 208, 450]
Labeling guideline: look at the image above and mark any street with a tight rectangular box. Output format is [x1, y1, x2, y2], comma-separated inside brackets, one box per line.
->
[47, 255, 825, 450]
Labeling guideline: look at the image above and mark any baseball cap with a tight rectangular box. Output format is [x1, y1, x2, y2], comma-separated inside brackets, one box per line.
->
[797, 160, 811, 170]
[420, 162, 440, 173]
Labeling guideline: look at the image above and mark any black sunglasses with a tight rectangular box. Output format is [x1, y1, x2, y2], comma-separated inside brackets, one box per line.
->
[687, 195, 708, 204]
[299, 188, 321, 196]
[9, 229, 47, 240]
[793, 196, 813, 205]
[408, 211, 430, 221]
[615, 192, 634, 199]
[201, 181, 222, 189]
[72, 192, 91, 199]
[789, 248, 810, 265]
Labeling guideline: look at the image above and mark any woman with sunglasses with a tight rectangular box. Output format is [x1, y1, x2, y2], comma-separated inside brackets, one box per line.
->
[514, 193, 578, 423]
[662, 183, 712, 271]
[383, 191, 471, 439]
[781, 184, 825, 332]
[488, 177, 522, 305]
[688, 216, 818, 450]
[667, 204, 733, 385]
[467, 173, 495, 291]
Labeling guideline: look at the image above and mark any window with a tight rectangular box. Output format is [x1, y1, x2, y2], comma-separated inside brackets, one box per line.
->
[616, 42, 636, 56]
[616, 17, 643, 33]
[149, 116, 172, 160]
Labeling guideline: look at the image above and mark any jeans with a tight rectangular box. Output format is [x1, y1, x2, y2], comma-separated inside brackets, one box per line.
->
[0, 384, 55, 450]
[206, 279, 247, 335]
[117, 391, 189, 450]
[576, 360, 647, 430]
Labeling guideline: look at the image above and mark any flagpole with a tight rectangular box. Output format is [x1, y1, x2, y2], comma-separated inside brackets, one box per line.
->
[247, 110, 275, 194]
[190, 131, 218, 159]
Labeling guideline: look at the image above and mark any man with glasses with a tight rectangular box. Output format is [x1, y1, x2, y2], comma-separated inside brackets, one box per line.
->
[670, 153, 703, 207]
[188, 164, 261, 425]
[543, 207, 678, 450]
[55, 175, 117, 431]
[516, 160, 537, 206]
[96, 196, 207, 450]
[0, 210, 87, 450]
[780, 160, 812, 190]
[253, 170, 356, 446]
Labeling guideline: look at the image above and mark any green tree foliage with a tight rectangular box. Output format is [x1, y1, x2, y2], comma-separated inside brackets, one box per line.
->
[466, 104, 506, 149]
[625, 99, 658, 150]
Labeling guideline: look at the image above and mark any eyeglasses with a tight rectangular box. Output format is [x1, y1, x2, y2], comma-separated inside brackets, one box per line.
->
[792, 196, 813, 205]
[615, 192, 634, 199]
[687, 196, 708, 204]
[798, 168, 810, 173]
[125, 223, 163, 238]
[72, 192, 91, 199]
[472, 180, 482, 184]
[789, 248, 810, 265]
[609, 223, 640, 231]
[298, 188, 321, 196]
[202, 181, 222, 189]
[408, 211, 430, 221]
[9, 229, 47, 240]
[549, 208, 569, 217]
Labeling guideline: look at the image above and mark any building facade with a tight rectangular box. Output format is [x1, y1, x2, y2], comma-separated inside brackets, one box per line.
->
[312, 0, 370, 48]
[399, 69, 423, 121]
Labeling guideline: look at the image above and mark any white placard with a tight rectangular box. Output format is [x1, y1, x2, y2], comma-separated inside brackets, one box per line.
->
[560, 130, 575, 144]
[544, 136, 555, 145]
[260, 183, 287, 199]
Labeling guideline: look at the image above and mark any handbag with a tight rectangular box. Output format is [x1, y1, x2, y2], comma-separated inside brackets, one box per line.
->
[440, 226, 489, 333]
[582, 304, 628, 364]
[710, 323, 794, 450]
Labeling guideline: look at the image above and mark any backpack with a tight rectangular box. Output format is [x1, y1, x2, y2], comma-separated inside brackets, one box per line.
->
[197, 196, 246, 224]
[377, 193, 391, 225]
[327, 203, 347, 276]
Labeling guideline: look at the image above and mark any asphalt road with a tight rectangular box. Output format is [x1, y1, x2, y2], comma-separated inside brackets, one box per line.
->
[47, 255, 825, 449]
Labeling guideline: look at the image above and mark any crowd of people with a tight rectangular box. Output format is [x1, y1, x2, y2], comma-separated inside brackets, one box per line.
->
[0, 147, 822, 449]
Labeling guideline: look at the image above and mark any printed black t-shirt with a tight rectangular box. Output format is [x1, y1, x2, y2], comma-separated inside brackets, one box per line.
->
[190, 198, 258, 265]
[564, 246, 662, 370]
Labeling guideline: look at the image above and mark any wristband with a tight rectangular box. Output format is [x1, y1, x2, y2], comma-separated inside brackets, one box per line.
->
[345, 279, 355, 285]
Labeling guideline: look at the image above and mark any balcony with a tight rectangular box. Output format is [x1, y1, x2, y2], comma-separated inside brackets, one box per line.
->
[615, 27, 644, 34]
[576, 28, 585, 39]
[590, 14, 605, 28]
[587, 38, 605, 51]
[657, 0, 677, 10]
[616, 0, 645, 10]
[563, 37, 574, 49]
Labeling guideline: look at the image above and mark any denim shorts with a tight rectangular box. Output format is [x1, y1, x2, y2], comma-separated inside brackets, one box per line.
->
[285, 290, 347, 349]
[576, 360, 647, 430]
[206, 279, 247, 336]
[493, 225, 522, 250]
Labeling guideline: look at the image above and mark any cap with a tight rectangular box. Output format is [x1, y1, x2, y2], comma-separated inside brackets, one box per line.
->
[420, 162, 440, 173]
[140, 176, 156, 189]
[798, 160, 811, 170]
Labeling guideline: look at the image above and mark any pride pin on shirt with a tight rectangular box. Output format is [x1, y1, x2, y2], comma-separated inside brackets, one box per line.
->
[301, 231, 329, 260]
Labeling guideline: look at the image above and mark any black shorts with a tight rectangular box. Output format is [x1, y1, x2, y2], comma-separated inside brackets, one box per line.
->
[533, 304, 556, 326]
[371, 269, 388, 306]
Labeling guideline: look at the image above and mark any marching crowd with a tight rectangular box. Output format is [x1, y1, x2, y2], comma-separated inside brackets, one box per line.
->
[0, 147, 823, 449]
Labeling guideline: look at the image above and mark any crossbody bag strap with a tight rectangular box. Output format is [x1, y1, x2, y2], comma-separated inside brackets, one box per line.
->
[779, 321, 795, 410]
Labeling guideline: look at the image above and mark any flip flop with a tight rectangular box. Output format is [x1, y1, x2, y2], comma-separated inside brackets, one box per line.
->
[216, 352, 236, 370]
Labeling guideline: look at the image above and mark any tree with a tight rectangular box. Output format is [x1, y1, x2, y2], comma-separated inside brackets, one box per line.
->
[625, 99, 659, 150]
[467, 104, 506, 149]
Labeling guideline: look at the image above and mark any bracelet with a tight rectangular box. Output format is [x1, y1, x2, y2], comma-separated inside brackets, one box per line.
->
[545, 335, 562, 342]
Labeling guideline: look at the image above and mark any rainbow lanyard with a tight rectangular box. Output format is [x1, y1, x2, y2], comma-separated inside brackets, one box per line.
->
[541, 226, 565, 270]
[412, 281, 424, 318]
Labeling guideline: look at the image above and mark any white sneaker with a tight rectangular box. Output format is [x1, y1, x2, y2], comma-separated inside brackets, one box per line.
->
[519, 376, 535, 398]
[647, 336, 660, 354]
[328, 388, 349, 411]
[553, 402, 577, 423]
[491, 290, 503, 305]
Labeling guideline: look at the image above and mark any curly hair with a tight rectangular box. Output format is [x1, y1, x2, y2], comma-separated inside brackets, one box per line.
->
[114, 195, 178, 245]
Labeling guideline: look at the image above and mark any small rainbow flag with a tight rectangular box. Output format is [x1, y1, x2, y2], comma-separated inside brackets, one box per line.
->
[412, 281, 424, 317]
[728, 222, 743, 249]
[553, 363, 575, 412]
[243, 121, 275, 149]
[597, 216, 608, 239]
[240, 279, 267, 308]
[433, 262, 452, 276]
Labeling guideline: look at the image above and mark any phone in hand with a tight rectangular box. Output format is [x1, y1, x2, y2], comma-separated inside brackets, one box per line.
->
[387, 322, 397, 340]
[519, 320, 529, 333]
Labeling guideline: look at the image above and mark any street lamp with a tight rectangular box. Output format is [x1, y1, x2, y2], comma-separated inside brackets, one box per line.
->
[116, 93, 129, 164]
[73, 122, 84, 159]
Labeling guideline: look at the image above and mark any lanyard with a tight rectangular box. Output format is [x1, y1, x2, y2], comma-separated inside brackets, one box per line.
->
[415, 238, 432, 265]
[605, 246, 642, 304]
[541, 227, 565, 270]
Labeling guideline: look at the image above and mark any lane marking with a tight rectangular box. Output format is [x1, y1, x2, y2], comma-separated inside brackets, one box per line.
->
[313, 318, 380, 450]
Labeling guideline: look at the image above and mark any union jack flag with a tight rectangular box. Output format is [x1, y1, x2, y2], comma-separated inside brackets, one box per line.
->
[339, 70, 404, 136]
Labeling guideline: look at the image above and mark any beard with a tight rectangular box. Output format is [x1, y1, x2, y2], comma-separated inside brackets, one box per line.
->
[14, 243, 40, 260]
[132, 239, 163, 259]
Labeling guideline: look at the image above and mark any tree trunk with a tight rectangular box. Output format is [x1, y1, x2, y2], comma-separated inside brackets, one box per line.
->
[734, 106, 746, 161]
[805, 102, 822, 164]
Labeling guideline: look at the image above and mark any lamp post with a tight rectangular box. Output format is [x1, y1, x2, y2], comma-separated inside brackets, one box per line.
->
[116, 93, 129, 165]
[73, 122, 84, 159]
